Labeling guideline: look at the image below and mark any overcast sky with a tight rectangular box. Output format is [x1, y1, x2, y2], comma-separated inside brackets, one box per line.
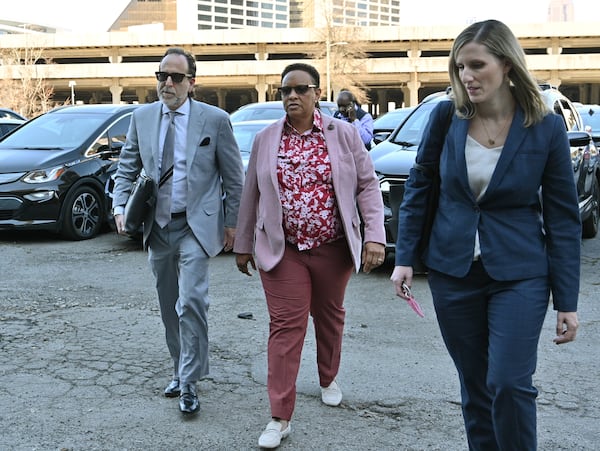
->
[2, 0, 599, 32]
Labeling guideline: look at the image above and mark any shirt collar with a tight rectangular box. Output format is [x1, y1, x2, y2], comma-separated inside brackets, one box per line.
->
[284, 107, 324, 133]
[162, 98, 190, 117]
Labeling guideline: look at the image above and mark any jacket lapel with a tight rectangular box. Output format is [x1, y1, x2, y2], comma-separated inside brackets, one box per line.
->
[483, 106, 527, 198]
[147, 103, 163, 181]
[450, 117, 474, 197]
[186, 100, 206, 170]
[267, 118, 286, 192]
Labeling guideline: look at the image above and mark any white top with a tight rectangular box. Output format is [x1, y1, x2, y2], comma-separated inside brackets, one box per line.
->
[465, 135, 502, 260]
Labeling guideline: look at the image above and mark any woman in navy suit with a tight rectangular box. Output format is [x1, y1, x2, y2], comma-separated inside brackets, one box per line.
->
[391, 20, 581, 450]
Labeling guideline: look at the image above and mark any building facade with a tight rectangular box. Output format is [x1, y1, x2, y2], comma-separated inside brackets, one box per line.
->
[1, 23, 599, 117]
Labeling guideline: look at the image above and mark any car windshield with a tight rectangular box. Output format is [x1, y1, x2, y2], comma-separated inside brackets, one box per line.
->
[233, 123, 268, 152]
[0, 112, 109, 150]
[389, 101, 438, 147]
[230, 107, 284, 122]
[374, 109, 412, 130]
[579, 107, 600, 132]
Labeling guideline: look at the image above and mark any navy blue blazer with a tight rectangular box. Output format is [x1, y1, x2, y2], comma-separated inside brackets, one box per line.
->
[396, 101, 581, 312]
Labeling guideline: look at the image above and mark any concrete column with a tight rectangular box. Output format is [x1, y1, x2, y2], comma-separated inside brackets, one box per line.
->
[376, 88, 387, 116]
[135, 88, 149, 104]
[110, 84, 123, 104]
[255, 76, 267, 102]
[401, 86, 410, 107]
[590, 84, 600, 104]
[255, 43, 268, 61]
[548, 70, 561, 89]
[108, 50, 123, 64]
[216, 89, 226, 110]
[407, 73, 421, 107]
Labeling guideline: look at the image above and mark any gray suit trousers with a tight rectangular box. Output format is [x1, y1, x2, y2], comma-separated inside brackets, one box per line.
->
[148, 215, 210, 386]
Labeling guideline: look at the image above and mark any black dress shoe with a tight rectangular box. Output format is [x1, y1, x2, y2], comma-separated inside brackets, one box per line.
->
[164, 379, 180, 398]
[179, 384, 199, 415]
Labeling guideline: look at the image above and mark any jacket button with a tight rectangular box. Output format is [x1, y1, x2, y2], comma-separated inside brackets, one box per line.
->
[473, 206, 480, 213]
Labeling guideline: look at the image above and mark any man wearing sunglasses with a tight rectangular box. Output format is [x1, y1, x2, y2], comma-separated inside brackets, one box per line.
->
[333, 90, 374, 150]
[112, 47, 244, 416]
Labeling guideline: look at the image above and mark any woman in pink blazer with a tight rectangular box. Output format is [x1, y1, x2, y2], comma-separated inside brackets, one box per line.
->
[234, 63, 386, 449]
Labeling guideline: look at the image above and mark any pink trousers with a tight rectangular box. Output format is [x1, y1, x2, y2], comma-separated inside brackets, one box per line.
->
[259, 239, 354, 420]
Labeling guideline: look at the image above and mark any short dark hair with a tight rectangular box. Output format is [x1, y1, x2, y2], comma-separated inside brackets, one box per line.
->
[281, 63, 320, 87]
[337, 90, 355, 102]
[161, 47, 197, 78]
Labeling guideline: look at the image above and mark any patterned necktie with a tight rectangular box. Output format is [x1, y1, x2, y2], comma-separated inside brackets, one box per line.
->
[155, 111, 176, 228]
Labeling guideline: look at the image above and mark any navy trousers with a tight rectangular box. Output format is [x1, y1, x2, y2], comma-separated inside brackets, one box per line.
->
[428, 260, 549, 451]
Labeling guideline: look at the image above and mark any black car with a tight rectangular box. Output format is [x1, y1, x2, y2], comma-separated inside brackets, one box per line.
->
[372, 86, 600, 254]
[0, 104, 141, 240]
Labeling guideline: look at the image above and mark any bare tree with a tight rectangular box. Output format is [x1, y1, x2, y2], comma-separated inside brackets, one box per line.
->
[307, 4, 370, 104]
[0, 45, 55, 118]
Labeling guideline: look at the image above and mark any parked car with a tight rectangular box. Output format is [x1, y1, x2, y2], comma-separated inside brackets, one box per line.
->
[0, 108, 27, 121]
[373, 85, 599, 255]
[232, 119, 276, 172]
[230, 100, 337, 122]
[577, 103, 600, 147]
[0, 118, 26, 138]
[372, 107, 414, 145]
[0, 104, 141, 240]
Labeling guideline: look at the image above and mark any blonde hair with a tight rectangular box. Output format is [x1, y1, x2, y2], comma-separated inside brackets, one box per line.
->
[448, 20, 549, 127]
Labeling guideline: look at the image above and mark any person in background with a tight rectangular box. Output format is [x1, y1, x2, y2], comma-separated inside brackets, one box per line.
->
[391, 19, 580, 450]
[334, 89, 374, 149]
[112, 47, 244, 416]
[234, 63, 385, 449]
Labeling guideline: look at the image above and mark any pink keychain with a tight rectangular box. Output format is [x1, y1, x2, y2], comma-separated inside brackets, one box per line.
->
[401, 282, 425, 318]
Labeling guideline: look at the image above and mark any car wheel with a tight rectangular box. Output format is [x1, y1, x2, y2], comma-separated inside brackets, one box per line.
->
[582, 176, 599, 239]
[61, 185, 104, 240]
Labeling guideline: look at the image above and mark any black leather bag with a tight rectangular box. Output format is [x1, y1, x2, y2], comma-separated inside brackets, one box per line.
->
[123, 166, 173, 235]
[412, 103, 455, 268]
[123, 173, 155, 235]
[414, 163, 440, 264]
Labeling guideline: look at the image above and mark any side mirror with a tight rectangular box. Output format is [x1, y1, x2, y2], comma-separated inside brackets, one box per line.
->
[373, 132, 390, 145]
[567, 130, 592, 148]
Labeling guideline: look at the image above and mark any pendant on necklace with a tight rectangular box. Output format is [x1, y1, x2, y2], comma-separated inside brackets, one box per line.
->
[488, 139, 495, 146]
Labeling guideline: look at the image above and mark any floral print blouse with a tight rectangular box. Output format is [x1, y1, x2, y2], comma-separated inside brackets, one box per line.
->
[277, 109, 344, 250]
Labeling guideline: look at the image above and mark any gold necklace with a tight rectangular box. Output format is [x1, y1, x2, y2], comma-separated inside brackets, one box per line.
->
[478, 113, 511, 146]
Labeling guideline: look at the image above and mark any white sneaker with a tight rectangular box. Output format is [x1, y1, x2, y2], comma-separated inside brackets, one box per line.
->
[321, 380, 343, 406]
[258, 420, 291, 449]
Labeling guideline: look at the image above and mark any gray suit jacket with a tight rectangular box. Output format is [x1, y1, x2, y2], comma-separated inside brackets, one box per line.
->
[113, 99, 244, 255]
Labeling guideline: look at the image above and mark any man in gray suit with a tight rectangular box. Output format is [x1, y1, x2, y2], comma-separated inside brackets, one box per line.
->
[112, 47, 244, 415]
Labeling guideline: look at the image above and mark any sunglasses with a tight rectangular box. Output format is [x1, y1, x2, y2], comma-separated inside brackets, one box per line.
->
[155, 71, 192, 83]
[278, 84, 317, 96]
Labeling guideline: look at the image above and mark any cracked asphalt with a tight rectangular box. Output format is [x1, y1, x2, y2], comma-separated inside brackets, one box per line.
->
[1, 229, 598, 450]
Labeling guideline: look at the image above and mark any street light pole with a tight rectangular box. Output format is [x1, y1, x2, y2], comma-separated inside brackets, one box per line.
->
[69, 80, 77, 105]
[326, 37, 331, 102]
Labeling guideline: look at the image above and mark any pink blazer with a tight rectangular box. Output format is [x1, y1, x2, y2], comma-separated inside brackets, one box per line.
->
[234, 113, 385, 272]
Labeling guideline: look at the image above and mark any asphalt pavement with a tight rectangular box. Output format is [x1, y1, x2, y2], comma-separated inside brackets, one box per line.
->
[0, 230, 598, 450]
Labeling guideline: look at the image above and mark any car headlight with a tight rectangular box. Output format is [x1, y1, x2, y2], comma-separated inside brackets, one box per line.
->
[23, 191, 56, 202]
[22, 166, 66, 183]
